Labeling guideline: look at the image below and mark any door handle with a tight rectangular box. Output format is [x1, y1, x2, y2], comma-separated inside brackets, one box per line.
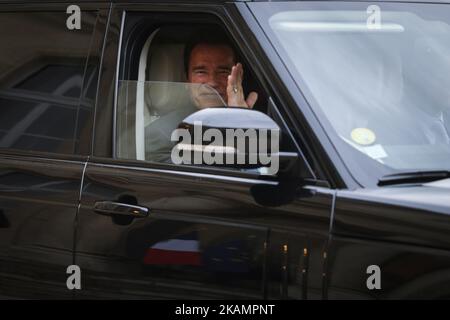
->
[94, 201, 150, 218]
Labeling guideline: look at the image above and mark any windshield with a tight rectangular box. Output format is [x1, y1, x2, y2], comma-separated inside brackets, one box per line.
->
[251, 1, 450, 186]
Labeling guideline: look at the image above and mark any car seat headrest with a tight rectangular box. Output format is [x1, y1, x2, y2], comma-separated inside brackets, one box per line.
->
[145, 43, 188, 117]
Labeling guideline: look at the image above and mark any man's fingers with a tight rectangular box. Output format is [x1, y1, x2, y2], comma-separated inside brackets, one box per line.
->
[230, 63, 243, 85]
[227, 74, 233, 92]
[237, 63, 243, 83]
[227, 63, 255, 109]
[228, 65, 243, 93]
[246, 92, 258, 109]
[231, 65, 238, 84]
[228, 67, 238, 90]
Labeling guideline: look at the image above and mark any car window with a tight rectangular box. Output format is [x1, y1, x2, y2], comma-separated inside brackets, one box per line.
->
[0, 11, 98, 155]
[115, 18, 290, 175]
[117, 80, 225, 162]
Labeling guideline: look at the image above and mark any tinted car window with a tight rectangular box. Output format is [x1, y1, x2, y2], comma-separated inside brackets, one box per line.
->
[15, 64, 85, 98]
[0, 11, 97, 155]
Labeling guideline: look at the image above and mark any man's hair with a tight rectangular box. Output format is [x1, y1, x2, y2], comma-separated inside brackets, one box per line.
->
[184, 26, 236, 75]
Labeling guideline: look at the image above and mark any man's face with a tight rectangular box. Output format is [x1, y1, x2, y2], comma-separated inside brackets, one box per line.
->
[188, 43, 235, 108]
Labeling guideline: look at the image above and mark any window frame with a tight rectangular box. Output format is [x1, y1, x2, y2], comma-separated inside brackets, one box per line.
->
[93, 2, 320, 184]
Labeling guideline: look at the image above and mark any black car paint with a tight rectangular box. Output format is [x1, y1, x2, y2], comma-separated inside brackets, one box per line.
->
[0, 151, 86, 299]
[328, 184, 450, 299]
[0, 0, 449, 300]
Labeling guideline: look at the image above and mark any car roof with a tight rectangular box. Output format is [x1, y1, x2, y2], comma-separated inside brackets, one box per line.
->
[1, 0, 450, 7]
[1, 0, 450, 3]
[0, 0, 242, 3]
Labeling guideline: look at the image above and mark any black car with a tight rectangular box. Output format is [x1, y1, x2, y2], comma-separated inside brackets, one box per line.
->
[1, 0, 450, 300]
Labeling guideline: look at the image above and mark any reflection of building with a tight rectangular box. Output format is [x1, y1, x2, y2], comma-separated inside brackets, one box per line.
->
[0, 12, 99, 154]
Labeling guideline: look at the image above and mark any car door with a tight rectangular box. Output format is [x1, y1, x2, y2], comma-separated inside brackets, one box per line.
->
[74, 2, 334, 300]
[0, 3, 106, 299]
[327, 189, 450, 299]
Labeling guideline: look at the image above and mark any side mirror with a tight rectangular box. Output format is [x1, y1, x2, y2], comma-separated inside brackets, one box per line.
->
[172, 107, 299, 176]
